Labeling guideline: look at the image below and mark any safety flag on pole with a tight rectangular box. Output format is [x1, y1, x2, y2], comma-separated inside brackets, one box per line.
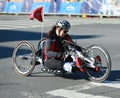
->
[30, 6, 44, 22]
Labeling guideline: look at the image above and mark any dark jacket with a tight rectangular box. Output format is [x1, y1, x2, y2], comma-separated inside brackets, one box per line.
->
[44, 26, 74, 60]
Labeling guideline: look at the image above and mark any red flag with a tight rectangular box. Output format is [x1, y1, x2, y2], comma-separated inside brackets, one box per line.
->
[30, 6, 44, 22]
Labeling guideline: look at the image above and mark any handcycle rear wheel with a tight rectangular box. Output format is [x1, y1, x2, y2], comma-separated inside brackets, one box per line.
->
[85, 45, 111, 82]
[12, 41, 36, 76]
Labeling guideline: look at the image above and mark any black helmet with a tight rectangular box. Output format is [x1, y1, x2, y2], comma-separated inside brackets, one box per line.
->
[56, 19, 71, 29]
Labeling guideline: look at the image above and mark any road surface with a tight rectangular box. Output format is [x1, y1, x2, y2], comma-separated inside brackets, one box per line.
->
[0, 15, 120, 98]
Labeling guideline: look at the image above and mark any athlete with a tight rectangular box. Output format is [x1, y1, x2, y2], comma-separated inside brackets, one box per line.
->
[42, 19, 81, 72]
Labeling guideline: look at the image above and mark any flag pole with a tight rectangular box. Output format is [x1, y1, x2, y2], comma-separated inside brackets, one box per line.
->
[41, 22, 44, 40]
[41, 6, 44, 41]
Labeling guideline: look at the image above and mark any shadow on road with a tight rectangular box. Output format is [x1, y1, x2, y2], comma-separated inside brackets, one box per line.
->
[0, 29, 102, 43]
[0, 46, 13, 59]
[31, 70, 120, 82]
[108, 70, 120, 82]
[61, 70, 120, 82]
[0, 30, 45, 43]
[31, 71, 88, 80]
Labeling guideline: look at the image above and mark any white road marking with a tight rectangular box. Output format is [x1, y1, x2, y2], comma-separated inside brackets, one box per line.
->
[46, 82, 120, 98]
[65, 82, 101, 92]
[89, 82, 120, 89]
[46, 89, 111, 98]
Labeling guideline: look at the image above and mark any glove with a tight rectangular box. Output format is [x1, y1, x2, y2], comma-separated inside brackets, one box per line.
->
[75, 45, 83, 52]
[65, 55, 73, 62]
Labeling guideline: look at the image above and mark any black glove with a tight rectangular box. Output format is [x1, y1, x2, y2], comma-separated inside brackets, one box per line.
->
[65, 55, 73, 62]
[75, 45, 83, 52]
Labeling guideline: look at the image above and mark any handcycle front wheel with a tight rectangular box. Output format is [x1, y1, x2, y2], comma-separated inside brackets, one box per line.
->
[85, 45, 111, 82]
[12, 41, 36, 76]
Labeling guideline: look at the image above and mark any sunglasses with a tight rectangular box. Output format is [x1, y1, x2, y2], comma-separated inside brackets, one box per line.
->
[62, 29, 68, 34]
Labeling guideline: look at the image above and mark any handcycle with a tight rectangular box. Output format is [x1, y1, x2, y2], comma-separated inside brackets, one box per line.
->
[12, 37, 111, 82]
[12, 6, 111, 82]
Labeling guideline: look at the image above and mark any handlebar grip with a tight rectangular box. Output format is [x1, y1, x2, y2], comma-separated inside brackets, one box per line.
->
[62, 40, 83, 52]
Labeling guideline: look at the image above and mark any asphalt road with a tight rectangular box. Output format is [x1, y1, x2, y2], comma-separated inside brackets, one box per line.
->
[0, 15, 120, 98]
